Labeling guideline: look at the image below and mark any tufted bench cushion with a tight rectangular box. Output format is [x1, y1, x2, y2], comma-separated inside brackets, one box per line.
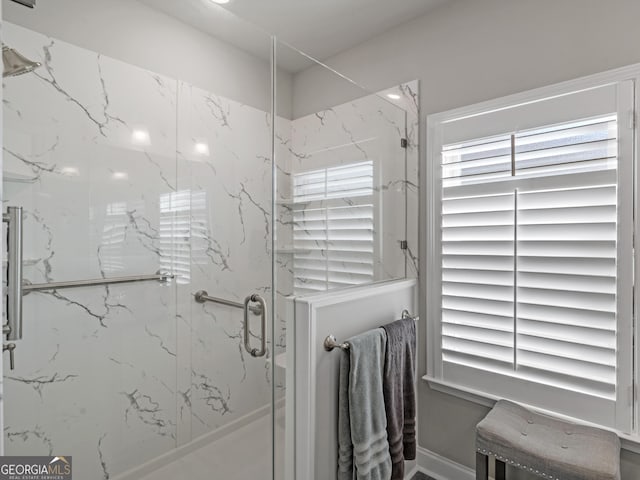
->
[476, 400, 620, 480]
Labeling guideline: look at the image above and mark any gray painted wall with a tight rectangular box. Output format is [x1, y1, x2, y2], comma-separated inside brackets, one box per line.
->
[2, 0, 293, 117]
[292, 0, 640, 478]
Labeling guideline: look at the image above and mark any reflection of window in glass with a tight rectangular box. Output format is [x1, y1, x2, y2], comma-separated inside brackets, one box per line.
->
[159, 190, 199, 285]
[184, 190, 210, 272]
[106, 202, 127, 217]
[100, 201, 139, 274]
[292, 161, 374, 294]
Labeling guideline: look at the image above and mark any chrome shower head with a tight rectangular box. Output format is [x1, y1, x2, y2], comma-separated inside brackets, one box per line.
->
[9, 0, 36, 8]
[3, 46, 41, 78]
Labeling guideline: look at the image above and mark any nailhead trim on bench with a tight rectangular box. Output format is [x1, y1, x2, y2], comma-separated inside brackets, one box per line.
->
[477, 448, 560, 480]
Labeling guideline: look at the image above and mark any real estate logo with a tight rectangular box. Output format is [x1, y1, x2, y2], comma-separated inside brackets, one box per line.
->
[0, 456, 72, 480]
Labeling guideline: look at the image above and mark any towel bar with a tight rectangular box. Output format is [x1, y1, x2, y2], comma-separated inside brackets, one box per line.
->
[23, 271, 173, 292]
[323, 309, 418, 352]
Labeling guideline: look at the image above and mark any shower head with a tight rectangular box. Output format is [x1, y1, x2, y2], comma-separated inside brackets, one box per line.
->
[9, 0, 36, 8]
[3, 46, 41, 78]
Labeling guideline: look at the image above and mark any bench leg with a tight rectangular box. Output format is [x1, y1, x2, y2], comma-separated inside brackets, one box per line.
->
[476, 452, 489, 480]
[495, 459, 506, 480]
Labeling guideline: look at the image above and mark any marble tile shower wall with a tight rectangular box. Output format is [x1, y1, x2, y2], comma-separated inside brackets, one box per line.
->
[277, 81, 419, 291]
[1, 20, 417, 480]
[2, 22, 282, 479]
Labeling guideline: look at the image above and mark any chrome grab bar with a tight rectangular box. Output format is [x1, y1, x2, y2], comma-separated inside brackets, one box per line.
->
[194, 290, 266, 357]
[23, 271, 173, 293]
[194, 290, 262, 315]
[4, 206, 23, 341]
[244, 294, 267, 358]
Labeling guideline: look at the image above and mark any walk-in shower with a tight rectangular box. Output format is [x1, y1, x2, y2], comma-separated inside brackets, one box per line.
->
[0, 1, 418, 479]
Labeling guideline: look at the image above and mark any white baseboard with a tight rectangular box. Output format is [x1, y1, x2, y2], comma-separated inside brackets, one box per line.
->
[415, 446, 475, 480]
[405, 464, 420, 478]
[404, 459, 418, 479]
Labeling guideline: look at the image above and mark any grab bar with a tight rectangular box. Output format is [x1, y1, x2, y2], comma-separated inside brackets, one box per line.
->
[324, 309, 418, 352]
[194, 290, 262, 315]
[4, 206, 23, 341]
[194, 290, 266, 357]
[22, 271, 173, 293]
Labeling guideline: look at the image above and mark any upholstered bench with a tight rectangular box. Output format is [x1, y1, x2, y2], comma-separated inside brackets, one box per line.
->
[475, 400, 620, 480]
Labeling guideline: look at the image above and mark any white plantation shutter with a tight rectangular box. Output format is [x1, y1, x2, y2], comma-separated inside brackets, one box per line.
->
[516, 184, 617, 398]
[441, 191, 515, 372]
[293, 161, 374, 294]
[431, 81, 634, 430]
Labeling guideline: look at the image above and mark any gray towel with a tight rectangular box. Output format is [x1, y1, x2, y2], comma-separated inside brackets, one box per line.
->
[382, 318, 416, 480]
[338, 349, 353, 479]
[337, 328, 392, 480]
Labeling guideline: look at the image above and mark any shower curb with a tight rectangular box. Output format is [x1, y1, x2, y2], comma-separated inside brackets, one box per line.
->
[111, 399, 284, 480]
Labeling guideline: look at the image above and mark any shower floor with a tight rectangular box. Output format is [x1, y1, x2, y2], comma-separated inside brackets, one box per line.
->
[138, 409, 286, 480]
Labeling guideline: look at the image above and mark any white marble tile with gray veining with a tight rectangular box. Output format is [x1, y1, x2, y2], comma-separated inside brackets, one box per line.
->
[284, 87, 415, 294]
[176, 82, 274, 441]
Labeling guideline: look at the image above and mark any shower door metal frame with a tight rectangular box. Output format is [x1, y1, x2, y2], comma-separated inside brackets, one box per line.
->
[269, 34, 279, 480]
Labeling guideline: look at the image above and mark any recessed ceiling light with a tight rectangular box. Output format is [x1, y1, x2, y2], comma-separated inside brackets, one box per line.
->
[210, 0, 231, 4]
[386, 93, 401, 100]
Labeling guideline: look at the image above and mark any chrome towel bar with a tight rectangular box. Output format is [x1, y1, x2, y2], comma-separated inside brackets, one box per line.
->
[22, 271, 173, 293]
[2, 202, 172, 370]
[323, 309, 418, 352]
[323, 335, 350, 352]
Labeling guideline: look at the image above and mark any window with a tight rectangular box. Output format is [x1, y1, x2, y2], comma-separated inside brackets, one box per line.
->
[292, 161, 375, 294]
[428, 81, 635, 431]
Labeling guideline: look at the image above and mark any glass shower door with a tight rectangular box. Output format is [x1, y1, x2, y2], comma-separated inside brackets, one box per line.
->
[1, 21, 181, 478]
[175, 72, 275, 477]
[1, 13, 276, 480]
[272, 41, 417, 480]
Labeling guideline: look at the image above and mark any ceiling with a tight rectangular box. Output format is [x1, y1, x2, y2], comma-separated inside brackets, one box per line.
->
[139, 0, 449, 72]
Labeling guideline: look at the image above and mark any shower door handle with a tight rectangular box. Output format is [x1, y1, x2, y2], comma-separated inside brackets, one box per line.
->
[3, 207, 23, 341]
[243, 294, 267, 358]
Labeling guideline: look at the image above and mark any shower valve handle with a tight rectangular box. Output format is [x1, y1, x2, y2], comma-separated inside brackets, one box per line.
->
[3, 343, 16, 370]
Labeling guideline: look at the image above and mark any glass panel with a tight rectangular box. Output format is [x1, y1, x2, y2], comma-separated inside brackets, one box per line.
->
[175, 59, 274, 477]
[273, 40, 419, 479]
[3, 21, 181, 478]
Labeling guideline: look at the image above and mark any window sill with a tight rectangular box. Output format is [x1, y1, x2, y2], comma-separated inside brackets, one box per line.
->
[423, 375, 640, 455]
